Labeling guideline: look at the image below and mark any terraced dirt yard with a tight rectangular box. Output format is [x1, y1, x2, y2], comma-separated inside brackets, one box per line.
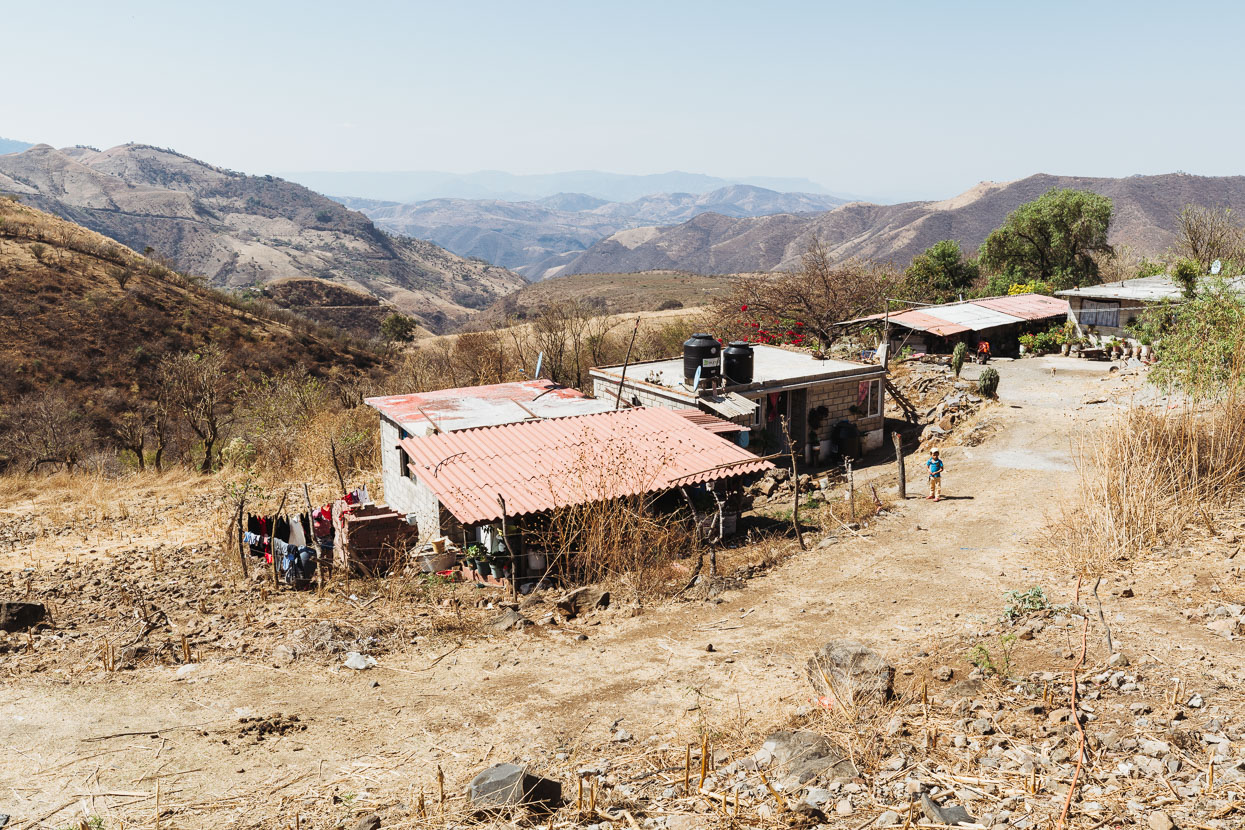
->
[3, 357, 1242, 829]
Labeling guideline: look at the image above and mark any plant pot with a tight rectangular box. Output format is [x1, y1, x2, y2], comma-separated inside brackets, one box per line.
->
[490, 563, 505, 579]
[476, 561, 491, 579]
[1061, 343, 1070, 356]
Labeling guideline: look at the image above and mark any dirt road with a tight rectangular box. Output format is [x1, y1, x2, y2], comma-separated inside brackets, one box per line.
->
[0, 357, 1163, 827]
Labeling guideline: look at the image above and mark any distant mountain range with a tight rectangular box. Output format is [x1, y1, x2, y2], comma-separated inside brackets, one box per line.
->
[0, 137, 33, 155]
[0, 144, 524, 330]
[341, 185, 846, 279]
[284, 168, 849, 204]
[560, 173, 1245, 276]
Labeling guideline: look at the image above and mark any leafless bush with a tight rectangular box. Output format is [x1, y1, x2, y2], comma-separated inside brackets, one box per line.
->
[1177, 204, 1245, 271]
[534, 431, 700, 599]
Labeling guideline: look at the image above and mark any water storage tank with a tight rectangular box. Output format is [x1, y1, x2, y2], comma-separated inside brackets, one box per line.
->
[683, 333, 721, 386]
[723, 341, 754, 385]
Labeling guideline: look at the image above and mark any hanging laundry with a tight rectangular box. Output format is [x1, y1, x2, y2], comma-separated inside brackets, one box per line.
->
[288, 514, 307, 547]
[274, 516, 291, 543]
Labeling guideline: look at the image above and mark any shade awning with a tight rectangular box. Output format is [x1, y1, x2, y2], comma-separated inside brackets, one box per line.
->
[698, 391, 757, 420]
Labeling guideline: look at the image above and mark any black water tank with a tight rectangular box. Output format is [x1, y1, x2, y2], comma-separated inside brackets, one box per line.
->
[723, 341, 754, 385]
[683, 333, 721, 386]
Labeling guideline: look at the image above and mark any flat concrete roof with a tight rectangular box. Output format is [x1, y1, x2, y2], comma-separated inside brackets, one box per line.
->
[591, 344, 882, 400]
[1056, 275, 1245, 302]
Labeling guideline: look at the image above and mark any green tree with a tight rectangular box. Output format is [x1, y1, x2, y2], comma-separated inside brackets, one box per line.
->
[1145, 280, 1245, 399]
[1171, 257, 1201, 299]
[979, 188, 1114, 290]
[380, 313, 419, 343]
[901, 240, 979, 303]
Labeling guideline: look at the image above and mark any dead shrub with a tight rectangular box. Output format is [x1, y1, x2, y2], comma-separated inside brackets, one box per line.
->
[1055, 393, 1245, 575]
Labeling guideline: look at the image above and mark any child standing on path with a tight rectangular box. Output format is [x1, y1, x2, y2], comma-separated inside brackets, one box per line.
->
[926, 448, 944, 501]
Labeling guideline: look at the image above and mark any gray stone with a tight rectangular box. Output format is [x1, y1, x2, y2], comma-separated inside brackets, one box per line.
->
[0, 602, 46, 632]
[934, 665, 954, 682]
[836, 797, 854, 816]
[803, 787, 833, 807]
[921, 793, 975, 826]
[468, 763, 562, 812]
[354, 814, 381, 830]
[1147, 811, 1174, 830]
[757, 730, 857, 787]
[806, 640, 894, 705]
[877, 810, 902, 827]
[491, 608, 530, 631]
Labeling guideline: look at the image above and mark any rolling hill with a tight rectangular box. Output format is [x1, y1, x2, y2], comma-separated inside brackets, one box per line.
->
[0, 137, 32, 155]
[0, 143, 525, 330]
[0, 196, 382, 465]
[342, 185, 844, 279]
[560, 173, 1245, 275]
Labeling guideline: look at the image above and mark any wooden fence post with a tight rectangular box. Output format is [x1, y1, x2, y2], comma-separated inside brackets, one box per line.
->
[892, 431, 906, 499]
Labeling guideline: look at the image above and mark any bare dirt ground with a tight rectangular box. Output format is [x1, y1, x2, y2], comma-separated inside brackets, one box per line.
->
[3, 357, 1243, 829]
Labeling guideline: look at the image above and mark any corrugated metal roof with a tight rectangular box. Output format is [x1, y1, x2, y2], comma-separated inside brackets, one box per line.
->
[848, 294, 1067, 335]
[398, 408, 773, 525]
[365, 379, 614, 434]
[974, 294, 1070, 320]
[674, 408, 746, 435]
[699, 391, 758, 420]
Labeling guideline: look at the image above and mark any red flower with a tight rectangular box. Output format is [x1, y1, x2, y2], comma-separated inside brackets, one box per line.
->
[786, 330, 794, 336]
[796, 321, 804, 327]
[740, 304, 748, 311]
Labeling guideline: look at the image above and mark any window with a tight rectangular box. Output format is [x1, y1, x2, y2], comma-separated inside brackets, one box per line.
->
[750, 398, 762, 426]
[1079, 299, 1120, 328]
[857, 379, 883, 418]
[399, 445, 412, 479]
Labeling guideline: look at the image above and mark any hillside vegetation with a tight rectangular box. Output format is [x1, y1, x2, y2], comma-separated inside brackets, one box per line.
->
[484, 270, 736, 320]
[0, 197, 382, 471]
[564, 172, 1245, 275]
[0, 143, 525, 330]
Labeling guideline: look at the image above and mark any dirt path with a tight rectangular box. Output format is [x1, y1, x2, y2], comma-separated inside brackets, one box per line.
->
[0, 357, 1138, 827]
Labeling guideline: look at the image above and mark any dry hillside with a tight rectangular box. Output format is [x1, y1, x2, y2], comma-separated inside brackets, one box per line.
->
[484, 270, 737, 320]
[260, 277, 415, 340]
[563, 172, 1245, 275]
[0, 143, 526, 329]
[0, 197, 381, 460]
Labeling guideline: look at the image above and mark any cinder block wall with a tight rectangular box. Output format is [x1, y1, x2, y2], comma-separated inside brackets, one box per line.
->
[379, 417, 442, 539]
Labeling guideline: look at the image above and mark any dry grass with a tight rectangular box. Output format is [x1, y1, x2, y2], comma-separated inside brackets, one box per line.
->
[1055, 392, 1245, 576]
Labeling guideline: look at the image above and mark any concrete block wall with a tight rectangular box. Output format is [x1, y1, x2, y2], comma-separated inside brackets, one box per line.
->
[803, 376, 885, 450]
[591, 378, 689, 411]
[379, 417, 442, 540]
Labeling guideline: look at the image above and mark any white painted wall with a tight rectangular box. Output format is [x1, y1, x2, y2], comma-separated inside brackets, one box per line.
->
[379, 417, 442, 539]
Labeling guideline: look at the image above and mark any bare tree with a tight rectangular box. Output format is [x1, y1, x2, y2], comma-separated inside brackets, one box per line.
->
[159, 345, 232, 473]
[1177, 205, 1245, 271]
[113, 410, 149, 470]
[0, 390, 96, 472]
[714, 238, 896, 350]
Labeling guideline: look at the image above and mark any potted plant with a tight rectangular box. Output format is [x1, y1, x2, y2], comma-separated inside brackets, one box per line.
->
[476, 551, 493, 579]
[490, 546, 507, 580]
[464, 542, 483, 573]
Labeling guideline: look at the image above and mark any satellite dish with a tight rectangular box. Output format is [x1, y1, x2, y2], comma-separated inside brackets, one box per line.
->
[1212, 259, 1222, 275]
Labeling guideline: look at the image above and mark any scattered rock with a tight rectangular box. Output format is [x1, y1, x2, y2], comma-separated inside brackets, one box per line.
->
[1107, 652, 1130, 667]
[354, 813, 381, 830]
[468, 763, 562, 813]
[921, 793, 975, 827]
[755, 730, 857, 787]
[806, 640, 894, 704]
[877, 809, 901, 827]
[836, 797, 854, 816]
[491, 608, 530, 631]
[344, 652, 377, 670]
[934, 665, 954, 682]
[1147, 811, 1174, 830]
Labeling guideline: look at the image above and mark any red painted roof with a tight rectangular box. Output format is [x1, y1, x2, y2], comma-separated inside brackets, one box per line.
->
[973, 294, 1068, 319]
[885, 310, 970, 337]
[365, 379, 611, 433]
[673, 409, 746, 435]
[398, 408, 773, 525]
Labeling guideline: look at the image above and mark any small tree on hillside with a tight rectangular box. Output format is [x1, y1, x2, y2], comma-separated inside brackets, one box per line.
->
[380, 313, 419, 343]
[979, 188, 1113, 290]
[715, 238, 896, 350]
[1177, 204, 1245, 272]
[0, 389, 97, 472]
[901, 239, 979, 303]
[159, 346, 232, 473]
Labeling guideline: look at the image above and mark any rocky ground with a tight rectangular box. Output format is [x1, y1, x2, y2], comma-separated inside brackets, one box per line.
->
[1, 356, 1243, 830]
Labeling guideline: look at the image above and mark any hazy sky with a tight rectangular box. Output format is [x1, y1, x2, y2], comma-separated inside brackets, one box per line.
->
[4, 0, 1241, 201]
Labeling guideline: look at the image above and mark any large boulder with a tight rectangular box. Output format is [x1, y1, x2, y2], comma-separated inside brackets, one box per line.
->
[0, 602, 46, 632]
[469, 763, 562, 813]
[806, 640, 894, 705]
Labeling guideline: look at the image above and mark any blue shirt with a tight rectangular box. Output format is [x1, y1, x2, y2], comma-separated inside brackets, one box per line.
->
[926, 457, 944, 477]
